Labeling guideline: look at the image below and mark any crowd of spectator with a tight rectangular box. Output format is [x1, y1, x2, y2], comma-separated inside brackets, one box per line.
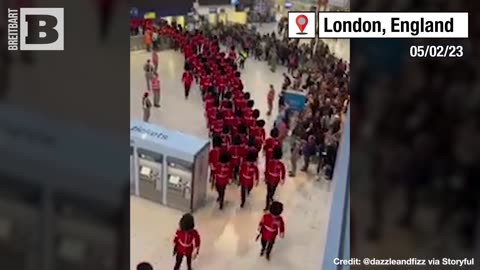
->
[202, 21, 350, 180]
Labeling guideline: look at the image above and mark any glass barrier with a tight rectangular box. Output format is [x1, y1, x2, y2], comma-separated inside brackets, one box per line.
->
[322, 108, 350, 270]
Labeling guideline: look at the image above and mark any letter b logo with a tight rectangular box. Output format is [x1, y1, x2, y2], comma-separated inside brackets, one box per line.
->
[20, 8, 64, 50]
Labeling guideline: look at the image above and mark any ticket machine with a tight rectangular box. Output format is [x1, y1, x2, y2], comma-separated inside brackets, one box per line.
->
[130, 121, 209, 212]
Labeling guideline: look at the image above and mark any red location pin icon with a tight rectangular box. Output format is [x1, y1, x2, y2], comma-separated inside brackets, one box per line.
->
[295, 15, 308, 33]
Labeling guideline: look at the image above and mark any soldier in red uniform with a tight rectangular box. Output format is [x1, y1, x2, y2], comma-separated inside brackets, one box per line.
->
[257, 201, 285, 260]
[251, 119, 266, 151]
[229, 135, 246, 183]
[211, 112, 224, 136]
[221, 91, 232, 109]
[181, 65, 194, 99]
[220, 126, 231, 149]
[205, 99, 219, 128]
[246, 137, 259, 159]
[213, 152, 232, 210]
[237, 123, 249, 145]
[209, 136, 222, 183]
[221, 101, 234, 118]
[239, 151, 259, 207]
[243, 103, 256, 128]
[173, 213, 201, 270]
[234, 92, 249, 111]
[264, 128, 281, 167]
[264, 147, 286, 210]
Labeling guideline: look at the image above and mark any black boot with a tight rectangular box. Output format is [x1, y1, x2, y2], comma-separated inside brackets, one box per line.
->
[260, 249, 265, 256]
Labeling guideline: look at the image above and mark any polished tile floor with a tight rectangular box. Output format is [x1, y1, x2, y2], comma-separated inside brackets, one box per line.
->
[129, 33, 344, 269]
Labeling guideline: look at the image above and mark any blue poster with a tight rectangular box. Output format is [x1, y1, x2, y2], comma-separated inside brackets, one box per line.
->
[284, 91, 306, 112]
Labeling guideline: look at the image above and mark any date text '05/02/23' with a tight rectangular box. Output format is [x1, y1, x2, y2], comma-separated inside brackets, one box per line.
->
[410, 45, 464, 58]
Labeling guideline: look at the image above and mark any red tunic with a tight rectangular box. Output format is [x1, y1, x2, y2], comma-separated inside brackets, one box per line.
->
[220, 134, 231, 148]
[258, 214, 285, 241]
[234, 98, 247, 111]
[151, 77, 160, 92]
[206, 107, 217, 127]
[264, 138, 280, 161]
[205, 98, 215, 111]
[229, 144, 246, 167]
[209, 148, 221, 173]
[174, 229, 201, 256]
[182, 71, 193, 87]
[265, 160, 286, 185]
[214, 163, 232, 186]
[239, 162, 259, 187]
[224, 115, 235, 128]
[211, 119, 223, 134]
[242, 108, 253, 118]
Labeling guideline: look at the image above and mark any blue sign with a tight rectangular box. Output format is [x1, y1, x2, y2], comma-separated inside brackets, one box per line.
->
[284, 91, 306, 112]
[131, 126, 168, 140]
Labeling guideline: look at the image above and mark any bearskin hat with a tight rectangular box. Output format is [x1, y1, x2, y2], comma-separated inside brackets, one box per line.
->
[270, 128, 279, 138]
[225, 101, 233, 109]
[269, 201, 284, 216]
[219, 151, 231, 164]
[246, 151, 258, 162]
[212, 135, 222, 148]
[207, 86, 215, 94]
[237, 124, 248, 135]
[222, 125, 231, 134]
[252, 109, 260, 119]
[247, 100, 255, 109]
[232, 135, 241, 145]
[137, 262, 153, 270]
[272, 146, 283, 160]
[235, 110, 243, 118]
[244, 92, 251, 100]
[179, 213, 195, 231]
[224, 91, 232, 100]
[256, 119, 265, 128]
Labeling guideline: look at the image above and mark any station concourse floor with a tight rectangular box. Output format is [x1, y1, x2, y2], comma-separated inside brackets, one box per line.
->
[130, 42, 337, 270]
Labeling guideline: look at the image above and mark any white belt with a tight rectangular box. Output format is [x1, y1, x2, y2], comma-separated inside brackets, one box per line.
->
[268, 171, 280, 177]
[263, 225, 276, 232]
[241, 173, 253, 179]
[178, 240, 193, 247]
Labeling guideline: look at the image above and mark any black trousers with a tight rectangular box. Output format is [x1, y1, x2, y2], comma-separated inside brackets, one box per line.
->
[173, 253, 192, 270]
[265, 183, 278, 210]
[216, 184, 226, 209]
[261, 239, 275, 256]
[184, 84, 191, 98]
[232, 165, 239, 182]
[240, 185, 253, 206]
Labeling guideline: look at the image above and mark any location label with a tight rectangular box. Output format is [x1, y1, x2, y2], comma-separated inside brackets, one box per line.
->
[295, 15, 308, 33]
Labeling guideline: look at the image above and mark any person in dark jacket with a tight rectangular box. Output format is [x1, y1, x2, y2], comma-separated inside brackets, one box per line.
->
[301, 135, 317, 172]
